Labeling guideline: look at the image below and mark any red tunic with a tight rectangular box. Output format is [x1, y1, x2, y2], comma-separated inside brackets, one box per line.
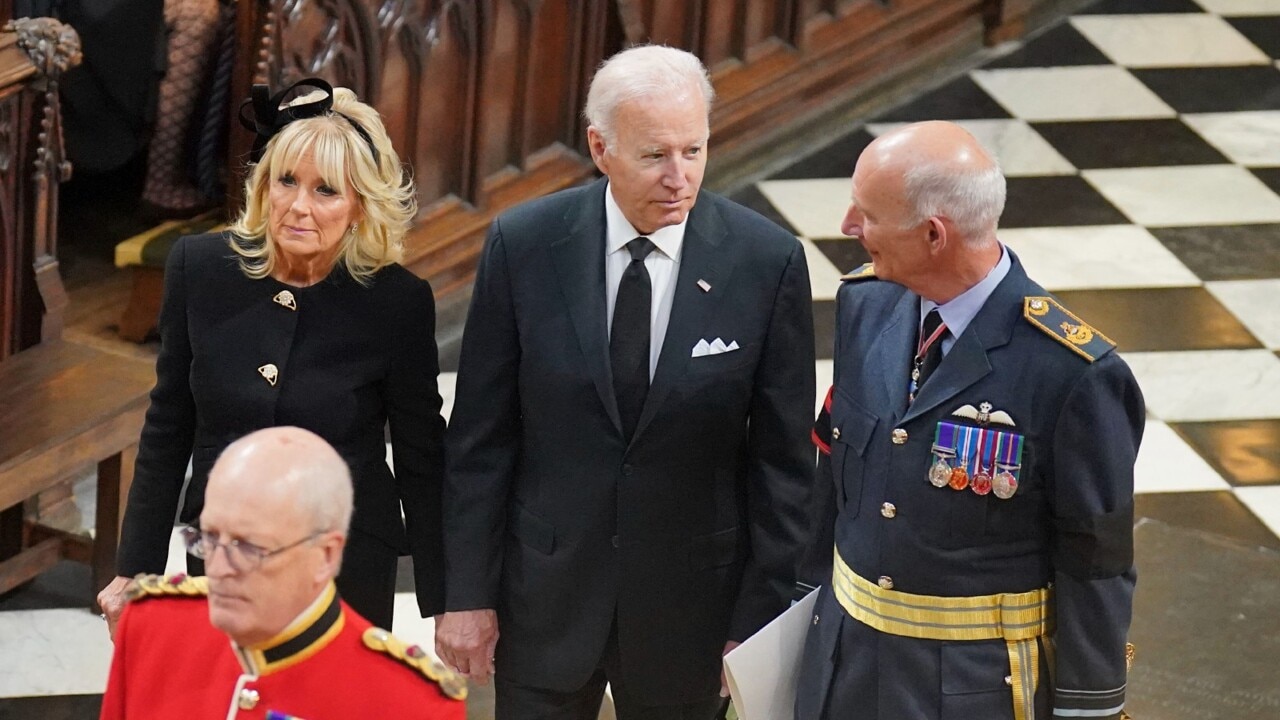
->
[100, 576, 465, 720]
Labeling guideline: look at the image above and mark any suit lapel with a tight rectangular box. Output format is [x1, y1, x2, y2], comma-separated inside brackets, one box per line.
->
[549, 180, 623, 435]
[900, 256, 1027, 425]
[867, 291, 917, 419]
[631, 196, 733, 443]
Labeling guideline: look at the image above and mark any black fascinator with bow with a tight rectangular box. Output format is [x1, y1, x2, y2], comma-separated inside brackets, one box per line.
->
[238, 77, 380, 166]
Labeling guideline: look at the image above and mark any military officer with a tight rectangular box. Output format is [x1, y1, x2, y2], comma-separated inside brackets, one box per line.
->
[99, 427, 465, 720]
[795, 121, 1144, 720]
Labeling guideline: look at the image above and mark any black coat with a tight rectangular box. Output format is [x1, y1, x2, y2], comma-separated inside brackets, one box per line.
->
[444, 179, 817, 703]
[116, 233, 448, 617]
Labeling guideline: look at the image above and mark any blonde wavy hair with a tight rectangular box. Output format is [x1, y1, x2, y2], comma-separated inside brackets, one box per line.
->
[229, 87, 417, 283]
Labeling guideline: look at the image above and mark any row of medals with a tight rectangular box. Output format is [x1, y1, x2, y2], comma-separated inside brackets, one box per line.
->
[928, 448, 1019, 499]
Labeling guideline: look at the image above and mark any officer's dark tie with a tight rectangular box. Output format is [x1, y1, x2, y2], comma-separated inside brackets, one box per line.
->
[911, 309, 948, 403]
[612, 237, 656, 440]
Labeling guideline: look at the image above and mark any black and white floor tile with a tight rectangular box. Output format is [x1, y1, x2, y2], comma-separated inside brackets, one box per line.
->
[746, 0, 1280, 548]
[747, 0, 1280, 713]
[5, 0, 1280, 715]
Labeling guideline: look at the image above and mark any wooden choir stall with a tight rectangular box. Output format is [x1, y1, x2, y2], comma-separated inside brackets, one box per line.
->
[228, 0, 1065, 319]
[0, 0, 1069, 601]
[0, 16, 154, 603]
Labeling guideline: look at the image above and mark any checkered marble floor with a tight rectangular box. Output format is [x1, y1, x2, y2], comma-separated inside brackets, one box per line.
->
[737, 0, 1280, 552]
[3, 0, 1280, 715]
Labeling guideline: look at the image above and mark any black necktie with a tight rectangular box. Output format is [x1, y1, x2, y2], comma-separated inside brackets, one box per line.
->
[611, 237, 656, 440]
[911, 309, 947, 402]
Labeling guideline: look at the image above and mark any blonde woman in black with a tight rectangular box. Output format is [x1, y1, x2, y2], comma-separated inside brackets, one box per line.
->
[99, 79, 445, 634]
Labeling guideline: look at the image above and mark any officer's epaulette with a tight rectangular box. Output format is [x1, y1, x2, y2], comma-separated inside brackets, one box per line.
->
[361, 627, 468, 701]
[125, 573, 208, 602]
[1023, 296, 1115, 362]
[840, 262, 877, 282]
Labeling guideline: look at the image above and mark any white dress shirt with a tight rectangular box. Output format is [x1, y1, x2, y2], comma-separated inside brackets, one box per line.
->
[603, 181, 687, 380]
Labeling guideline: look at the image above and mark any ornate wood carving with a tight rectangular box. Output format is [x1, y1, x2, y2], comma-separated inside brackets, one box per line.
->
[0, 17, 79, 358]
[0, 92, 18, 359]
[229, 0, 1061, 304]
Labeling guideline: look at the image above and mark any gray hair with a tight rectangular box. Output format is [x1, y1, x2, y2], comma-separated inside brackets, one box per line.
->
[294, 450, 354, 536]
[220, 427, 355, 535]
[900, 157, 1006, 242]
[584, 44, 715, 148]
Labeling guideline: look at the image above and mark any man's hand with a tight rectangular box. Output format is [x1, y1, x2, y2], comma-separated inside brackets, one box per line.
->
[96, 576, 134, 640]
[435, 609, 499, 684]
[720, 640, 741, 698]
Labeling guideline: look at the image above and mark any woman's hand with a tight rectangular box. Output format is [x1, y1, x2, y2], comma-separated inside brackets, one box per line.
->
[96, 575, 135, 640]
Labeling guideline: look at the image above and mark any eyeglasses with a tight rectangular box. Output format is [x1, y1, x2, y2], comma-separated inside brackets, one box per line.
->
[180, 526, 324, 572]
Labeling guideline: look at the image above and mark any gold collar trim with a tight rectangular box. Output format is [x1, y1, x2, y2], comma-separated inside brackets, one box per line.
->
[235, 582, 344, 676]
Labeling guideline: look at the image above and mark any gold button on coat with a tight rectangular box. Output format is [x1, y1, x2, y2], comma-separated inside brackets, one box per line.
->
[258, 363, 279, 387]
[238, 688, 260, 710]
[891, 428, 908, 444]
[877, 576, 893, 589]
[272, 290, 297, 311]
[881, 502, 896, 518]
[1004, 675, 1014, 686]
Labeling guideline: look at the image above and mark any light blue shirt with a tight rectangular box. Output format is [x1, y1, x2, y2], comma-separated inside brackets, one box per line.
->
[920, 245, 1010, 355]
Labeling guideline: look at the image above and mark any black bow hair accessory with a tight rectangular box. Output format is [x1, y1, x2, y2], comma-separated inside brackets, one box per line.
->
[238, 77, 380, 166]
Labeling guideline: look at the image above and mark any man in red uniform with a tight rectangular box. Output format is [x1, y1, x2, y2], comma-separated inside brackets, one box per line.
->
[100, 426, 465, 719]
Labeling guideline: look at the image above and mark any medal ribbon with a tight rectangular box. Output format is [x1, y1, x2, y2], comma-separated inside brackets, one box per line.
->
[991, 431, 1003, 474]
[999, 431, 1024, 469]
[980, 428, 996, 476]
[958, 425, 975, 473]
[909, 316, 950, 401]
[916, 317, 949, 358]
[934, 422, 958, 453]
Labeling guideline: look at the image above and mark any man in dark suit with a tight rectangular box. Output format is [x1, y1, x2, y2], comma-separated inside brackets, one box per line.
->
[436, 45, 816, 719]
[796, 121, 1143, 720]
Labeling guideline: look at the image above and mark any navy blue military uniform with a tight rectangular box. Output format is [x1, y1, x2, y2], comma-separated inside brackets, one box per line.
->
[796, 252, 1143, 720]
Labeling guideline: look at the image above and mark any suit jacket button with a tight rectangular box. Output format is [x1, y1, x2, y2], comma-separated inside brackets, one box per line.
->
[880, 502, 896, 518]
[891, 428, 908, 444]
[611, 535, 619, 548]
[877, 575, 894, 589]
[831, 427, 841, 440]
[621, 464, 633, 477]
[1004, 675, 1014, 686]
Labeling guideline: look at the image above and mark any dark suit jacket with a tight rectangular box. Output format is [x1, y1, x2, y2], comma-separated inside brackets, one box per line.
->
[796, 254, 1143, 720]
[444, 179, 816, 702]
[116, 233, 448, 617]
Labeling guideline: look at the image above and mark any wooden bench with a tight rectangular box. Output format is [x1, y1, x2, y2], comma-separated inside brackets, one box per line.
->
[113, 212, 223, 342]
[0, 340, 154, 603]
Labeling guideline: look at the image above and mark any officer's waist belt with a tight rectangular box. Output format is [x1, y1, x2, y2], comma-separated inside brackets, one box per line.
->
[833, 547, 1054, 720]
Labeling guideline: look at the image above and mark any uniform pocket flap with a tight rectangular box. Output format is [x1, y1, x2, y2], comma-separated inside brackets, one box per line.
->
[689, 526, 740, 570]
[941, 641, 1012, 695]
[832, 388, 878, 456]
[510, 503, 555, 555]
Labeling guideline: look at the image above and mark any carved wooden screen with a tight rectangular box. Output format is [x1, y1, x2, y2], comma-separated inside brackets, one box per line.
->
[0, 20, 77, 360]
[232, 0, 1050, 302]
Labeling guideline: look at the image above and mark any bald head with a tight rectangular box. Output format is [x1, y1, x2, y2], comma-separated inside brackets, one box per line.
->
[861, 121, 1005, 243]
[201, 427, 352, 646]
[211, 427, 354, 535]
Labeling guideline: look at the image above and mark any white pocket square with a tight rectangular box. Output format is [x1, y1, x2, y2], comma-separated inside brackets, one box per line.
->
[692, 337, 739, 357]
